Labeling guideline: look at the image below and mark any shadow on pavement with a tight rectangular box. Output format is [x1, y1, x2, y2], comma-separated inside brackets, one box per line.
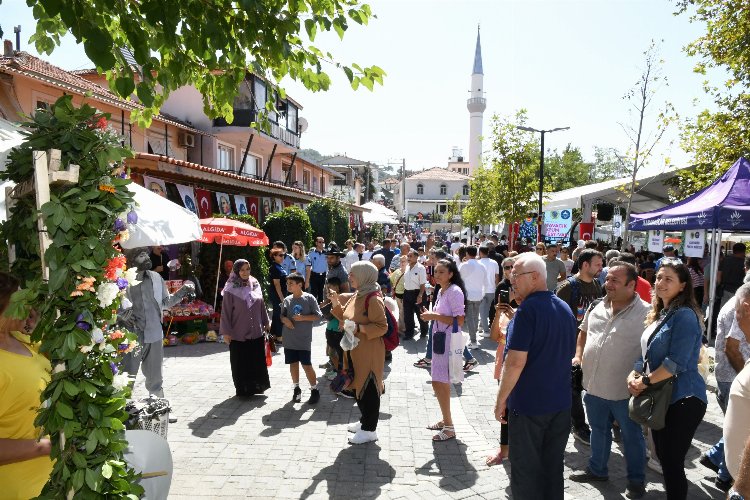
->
[299, 443, 396, 500]
[413, 437, 479, 491]
[164, 342, 228, 358]
[187, 395, 266, 438]
[260, 401, 325, 437]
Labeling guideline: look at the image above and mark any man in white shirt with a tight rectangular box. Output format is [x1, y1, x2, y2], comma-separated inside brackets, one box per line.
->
[402, 249, 428, 340]
[478, 245, 500, 335]
[459, 246, 485, 349]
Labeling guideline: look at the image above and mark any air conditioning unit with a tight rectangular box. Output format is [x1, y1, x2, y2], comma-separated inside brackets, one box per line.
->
[178, 131, 195, 148]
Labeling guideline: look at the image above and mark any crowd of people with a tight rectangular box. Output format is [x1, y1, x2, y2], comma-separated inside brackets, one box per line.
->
[4, 228, 750, 499]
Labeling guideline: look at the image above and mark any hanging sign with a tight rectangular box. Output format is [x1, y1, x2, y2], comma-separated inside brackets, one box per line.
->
[613, 214, 622, 237]
[194, 188, 213, 219]
[579, 222, 594, 241]
[648, 230, 664, 252]
[175, 184, 198, 215]
[544, 209, 573, 242]
[142, 176, 167, 197]
[683, 230, 705, 258]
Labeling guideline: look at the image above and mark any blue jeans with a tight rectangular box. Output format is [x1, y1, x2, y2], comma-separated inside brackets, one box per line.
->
[583, 393, 646, 484]
[706, 381, 733, 482]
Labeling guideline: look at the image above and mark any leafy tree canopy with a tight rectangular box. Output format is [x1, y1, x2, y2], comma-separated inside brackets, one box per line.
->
[674, 0, 750, 196]
[27, 0, 385, 125]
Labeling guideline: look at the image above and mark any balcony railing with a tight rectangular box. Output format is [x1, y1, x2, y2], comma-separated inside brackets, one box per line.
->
[213, 109, 300, 148]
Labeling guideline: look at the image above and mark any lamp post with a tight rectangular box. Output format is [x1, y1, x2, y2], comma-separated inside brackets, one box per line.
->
[516, 125, 570, 241]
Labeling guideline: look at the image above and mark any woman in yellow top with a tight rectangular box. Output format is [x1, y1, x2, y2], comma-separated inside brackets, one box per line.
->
[0, 272, 53, 499]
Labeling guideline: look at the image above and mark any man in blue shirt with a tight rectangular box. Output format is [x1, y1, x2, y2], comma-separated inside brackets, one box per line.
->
[306, 236, 328, 302]
[495, 252, 577, 500]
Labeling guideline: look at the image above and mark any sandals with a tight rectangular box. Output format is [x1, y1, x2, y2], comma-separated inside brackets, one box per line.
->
[426, 421, 444, 430]
[463, 359, 478, 371]
[486, 453, 504, 466]
[414, 358, 432, 368]
[432, 425, 456, 441]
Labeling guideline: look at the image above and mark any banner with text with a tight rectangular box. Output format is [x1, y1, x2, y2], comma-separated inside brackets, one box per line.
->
[648, 230, 664, 252]
[543, 209, 572, 243]
[683, 230, 705, 258]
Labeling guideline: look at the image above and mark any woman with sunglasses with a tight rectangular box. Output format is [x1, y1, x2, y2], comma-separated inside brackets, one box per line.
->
[627, 259, 706, 499]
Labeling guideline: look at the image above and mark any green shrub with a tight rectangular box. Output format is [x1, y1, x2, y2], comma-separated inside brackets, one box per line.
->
[262, 206, 313, 250]
[307, 197, 351, 245]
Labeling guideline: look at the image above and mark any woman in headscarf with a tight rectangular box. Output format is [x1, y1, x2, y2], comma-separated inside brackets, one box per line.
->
[331, 261, 388, 445]
[220, 259, 271, 398]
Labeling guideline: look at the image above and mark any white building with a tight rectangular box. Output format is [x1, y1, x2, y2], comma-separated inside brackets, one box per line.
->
[393, 167, 471, 224]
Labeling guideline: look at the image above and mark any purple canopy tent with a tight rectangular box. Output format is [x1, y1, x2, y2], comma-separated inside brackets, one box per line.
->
[629, 157, 750, 340]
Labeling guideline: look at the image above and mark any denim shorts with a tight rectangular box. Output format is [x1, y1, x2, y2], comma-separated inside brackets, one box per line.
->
[284, 348, 312, 366]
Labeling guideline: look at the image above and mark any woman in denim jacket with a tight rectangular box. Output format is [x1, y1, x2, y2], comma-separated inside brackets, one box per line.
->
[627, 259, 706, 499]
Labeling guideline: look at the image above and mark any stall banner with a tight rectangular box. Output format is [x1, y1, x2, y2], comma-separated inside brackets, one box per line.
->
[260, 197, 271, 223]
[518, 217, 538, 243]
[274, 198, 284, 213]
[247, 196, 259, 222]
[234, 195, 249, 215]
[613, 213, 622, 237]
[216, 192, 233, 215]
[579, 222, 594, 241]
[175, 184, 198, 215]
[195, 188, 213, 219]
[683, 230, 705, 258]
[648, 229, 664, 252]
[543, 209, 572, 242]
[143, 176, 167, 197]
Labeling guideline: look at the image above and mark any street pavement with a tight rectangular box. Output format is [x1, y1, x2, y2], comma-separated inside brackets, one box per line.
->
[132, 324, 729, 499]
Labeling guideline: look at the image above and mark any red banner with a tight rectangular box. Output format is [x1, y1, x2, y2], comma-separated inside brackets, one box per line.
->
[195, 188, 212, 219]
[283, 200, 292, 208]
[247, 196, 259, 222]
[579, 222, 595, 241]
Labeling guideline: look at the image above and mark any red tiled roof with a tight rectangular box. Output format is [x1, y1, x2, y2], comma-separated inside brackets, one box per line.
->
[133, 152, 364, 211]
[0, 52, 209, 136]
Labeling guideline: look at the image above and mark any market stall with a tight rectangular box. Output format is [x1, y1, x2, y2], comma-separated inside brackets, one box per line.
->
[629, 156, 750, 340]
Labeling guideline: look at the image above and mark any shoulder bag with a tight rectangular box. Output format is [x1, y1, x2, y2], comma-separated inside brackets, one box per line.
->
[628, 310, 676, 430]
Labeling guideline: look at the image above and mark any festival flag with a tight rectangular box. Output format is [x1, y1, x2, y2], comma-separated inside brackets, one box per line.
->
[142, 176, 167, 197]
[216, 192, 233, 216]
[247, 196, 259, 222]
[195, 188, 213, 219]
[234, 195, 249, 216]
[174, 184, 198, 215]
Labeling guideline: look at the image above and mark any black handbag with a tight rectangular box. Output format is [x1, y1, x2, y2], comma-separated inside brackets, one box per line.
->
[432, 317, 458, 355]
[628, 310, 676, 430]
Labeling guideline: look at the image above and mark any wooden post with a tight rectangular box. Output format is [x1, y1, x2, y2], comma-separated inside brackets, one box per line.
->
[33, 150, 52, 281]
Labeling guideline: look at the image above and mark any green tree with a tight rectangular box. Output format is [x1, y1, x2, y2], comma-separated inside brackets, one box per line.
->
[590, 146, 628, 182]
[544, 145, 591, 192]
[444, 193, 463, 232]
[361, 164, 376, 202]
[673, 0, 750, 197]
[28, 0, 385, 125]
[262, 206, 314, 250]
[463, 111, 539, 227]
[306, 195, 351, 245]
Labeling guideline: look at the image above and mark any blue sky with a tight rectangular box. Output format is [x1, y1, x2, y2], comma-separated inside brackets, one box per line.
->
[1, 0, 719, 174]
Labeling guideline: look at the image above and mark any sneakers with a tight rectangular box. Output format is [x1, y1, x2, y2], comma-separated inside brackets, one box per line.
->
[467, 342, 480, 350]
[647, 457, 663, 475]
[325, 369, 338, 380]
[292, 386, 302, 403]
[348, 429, 378, 445]
[463, 358, 479, 371]
[319, 361, 332, 369]
[699, 454, 720, 474]
[347, 421, 362, 433]
[625, 482, 646, 499]
[572, 427, 591, 446]
[337, 389, 355, 399]
[569, 469, 608, 483]
[715, 476, 733, 493]
[307, 388, 320, 404]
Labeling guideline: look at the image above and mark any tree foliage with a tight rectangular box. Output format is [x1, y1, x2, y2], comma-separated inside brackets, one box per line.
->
[543, 145, 591, 192]
[463, 111, 539, 226]
[306, 195, 351, 245]
[27, 0, 385, 125]
[262, 206, 314, 250]
[0, 95, 142, 498]
[673, 0, 750, 197]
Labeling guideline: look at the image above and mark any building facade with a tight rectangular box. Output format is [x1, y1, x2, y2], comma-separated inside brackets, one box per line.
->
[393, 167, 471, 224]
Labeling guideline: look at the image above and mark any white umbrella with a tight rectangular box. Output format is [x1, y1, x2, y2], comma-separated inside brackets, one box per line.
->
[121, 183, 203, 249]
[123, 430, 173, 500]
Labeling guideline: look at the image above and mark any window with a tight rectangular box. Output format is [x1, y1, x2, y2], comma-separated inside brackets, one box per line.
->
[217, 143, 235, 171]
[438, 204, 447, 213]
[303, 169, 311, 190]
[417, 183, 424, 195]
[440, 184, 447, 195]
[287, 102, 298, 133]
[253, 77, 267, 115]
[242, 154, 261, 177]
[463, 184, 470, 196]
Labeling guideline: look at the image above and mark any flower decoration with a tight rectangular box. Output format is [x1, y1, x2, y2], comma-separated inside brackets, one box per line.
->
[70, 276, 96, 297]
[104, 255, 127, 281]
[109, 330, 124, 340]
[126, 209, 138, 225]
[90, 327, 105, 344]
[111, 373, 130, 391]
[95, 282, 120, 308]
[114, 218, 126, 232]
[75, 313, 91, 331]
[98, 176, 115, 193]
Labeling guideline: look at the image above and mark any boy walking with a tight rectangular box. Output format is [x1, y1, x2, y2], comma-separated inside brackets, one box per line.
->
[281, 273, 323, 404]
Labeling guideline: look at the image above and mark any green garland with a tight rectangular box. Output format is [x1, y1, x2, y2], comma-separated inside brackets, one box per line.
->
[0, 96, 143, 498]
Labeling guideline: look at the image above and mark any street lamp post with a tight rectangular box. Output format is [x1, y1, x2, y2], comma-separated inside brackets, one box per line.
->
[516, 125, 570, 241]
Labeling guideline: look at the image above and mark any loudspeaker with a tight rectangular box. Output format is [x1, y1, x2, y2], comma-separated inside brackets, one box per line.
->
[597, 204, 614, 221]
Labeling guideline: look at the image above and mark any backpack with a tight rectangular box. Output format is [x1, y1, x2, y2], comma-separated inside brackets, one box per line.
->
[364, 291, 400, 352]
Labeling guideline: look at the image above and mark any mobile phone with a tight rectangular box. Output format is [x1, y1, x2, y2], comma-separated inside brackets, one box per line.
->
[499, 290, 510, 304]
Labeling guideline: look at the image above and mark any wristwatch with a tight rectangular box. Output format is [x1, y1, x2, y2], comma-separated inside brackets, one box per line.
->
[728, 489, 745, 500]
[641, 375, 652, 386]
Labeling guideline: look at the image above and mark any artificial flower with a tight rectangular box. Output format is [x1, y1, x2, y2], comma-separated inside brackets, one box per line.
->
[91, 327, 105, 344]
[109, 330, 124, 340]
[126, 210, 138, 224]
[96, 282, 120, 308]
[80, 344, 93, 353]
[75, 313, 90, 331]
[123, 268, 139, 286]
[118, 229, 130, 242]
[111, 373, 130, 391]
[116, 277, 128, 290]
[53, 363, 66, 374]
[109, 361, 118, 376]
[114, 218, 126, 232]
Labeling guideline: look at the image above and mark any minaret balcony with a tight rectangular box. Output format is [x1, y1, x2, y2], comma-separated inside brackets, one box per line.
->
[467, 97, 486, 113]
